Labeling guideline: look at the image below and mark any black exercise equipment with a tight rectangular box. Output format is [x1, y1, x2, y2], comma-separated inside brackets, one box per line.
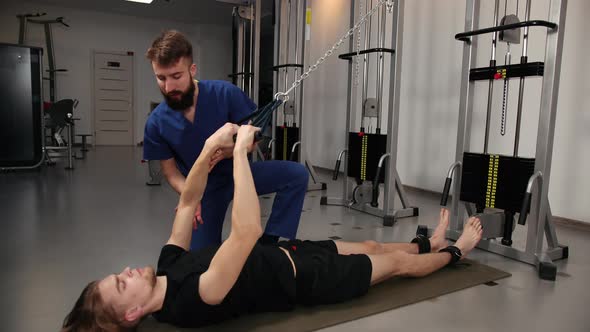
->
[0, 43, 44, 170]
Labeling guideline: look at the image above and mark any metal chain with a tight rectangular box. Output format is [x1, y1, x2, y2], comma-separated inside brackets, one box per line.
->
[501, 78, 508, 136]
[354, 0, 364, 86]
[275, 0, 393, 101]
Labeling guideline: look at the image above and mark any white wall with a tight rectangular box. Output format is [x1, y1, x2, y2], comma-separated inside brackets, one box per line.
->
[302, 0, 352, 163]
[303, 0, 589, 223]
[0, 1, 232, 144]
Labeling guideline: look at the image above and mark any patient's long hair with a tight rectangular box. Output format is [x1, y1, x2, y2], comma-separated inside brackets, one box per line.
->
[61, 281, 135, 332]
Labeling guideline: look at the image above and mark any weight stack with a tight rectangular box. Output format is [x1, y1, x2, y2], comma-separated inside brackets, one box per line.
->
[274, 126, 300, 161]
[347, 132, 387, 183]
[460, 152, 535, 213]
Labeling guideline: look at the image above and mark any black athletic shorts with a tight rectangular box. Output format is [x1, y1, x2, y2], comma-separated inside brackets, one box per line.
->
[277, 239, 372, 306]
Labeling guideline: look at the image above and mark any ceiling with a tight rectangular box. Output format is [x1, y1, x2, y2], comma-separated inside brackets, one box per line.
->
[24, 0, 242, 25]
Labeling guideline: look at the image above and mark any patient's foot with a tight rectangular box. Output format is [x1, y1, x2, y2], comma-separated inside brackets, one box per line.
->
[454, 217, 483, 259]
[430, 208, 450, 252]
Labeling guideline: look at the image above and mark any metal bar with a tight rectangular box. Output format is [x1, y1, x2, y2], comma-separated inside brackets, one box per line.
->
[38, 49, 45, 168]
[343, 0, 356, 201]
[524, 171, 542, 253]
[522, 1, 532, 58]
[491, 0, 500, 62]
[452, 0, 480, 229]
[286, 0, 292, 61]
[271, 0, 282, 158]
[238, 13, 246, 90]
[484, 0, 500, 153]
[393, 168, 409, 208]
[455, 20, 557, 41]
[545, 204, 558, 248]
[294, 0, 301, 127]
[44, 23, 56, 102]
[293, 0, 299, 65]
[285, 0, 292, 124]
[303, 151, 320, 184]
[514, 0, 531, 156]
[285, 0, 293, 125]
[382, 0, 403, 216]
[271, 64, 304, 70]
[296, 0, 307, 160]
[361, 0, 371, 130]
[66, 123, 74, 169]
[532, 0, 567, 256]
[376, 2, 387, 134]
[339, 47, 395, 60]
[251, 1, 258, 100]
[248, 3, 253, 95]
[376, 2, 386, 132]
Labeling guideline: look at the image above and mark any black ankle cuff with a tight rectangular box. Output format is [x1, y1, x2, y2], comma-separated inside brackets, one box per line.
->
[438, 245, 462, 266]
[411, 234, 431, 254]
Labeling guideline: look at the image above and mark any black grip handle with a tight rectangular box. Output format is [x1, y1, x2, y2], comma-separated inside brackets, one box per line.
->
[518, 192, 532, 225]
[232, 132, 263, 144]
[440, 177, 452, 206]
[289, 145, 299, 161]
[371, 174, 381, 207]
[332, 159, 342, 181]
[371, 164, 383, 207]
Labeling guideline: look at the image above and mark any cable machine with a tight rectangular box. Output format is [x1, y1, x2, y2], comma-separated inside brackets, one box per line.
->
[17, 12, 76, 170]
[321, 0, 418, 226]
[417, 0, 569, 281]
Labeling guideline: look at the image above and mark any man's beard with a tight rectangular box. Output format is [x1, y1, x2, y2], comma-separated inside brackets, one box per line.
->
[146, 266, 157, 287]
[162, 79, 196, 111]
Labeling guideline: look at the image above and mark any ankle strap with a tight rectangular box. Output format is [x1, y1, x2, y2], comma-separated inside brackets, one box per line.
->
[411, 234, 431, 254]
[438, 245, 462, 266]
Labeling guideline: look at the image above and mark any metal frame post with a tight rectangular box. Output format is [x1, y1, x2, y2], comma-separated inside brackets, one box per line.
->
[529, 0, 567, 259]
[252, 0, 261, 106]
[451, 0, 480, 231]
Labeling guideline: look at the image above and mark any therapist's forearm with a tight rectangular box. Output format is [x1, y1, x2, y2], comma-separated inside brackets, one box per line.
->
[162, 164, 186, 195]
[168, 173, 186, 195]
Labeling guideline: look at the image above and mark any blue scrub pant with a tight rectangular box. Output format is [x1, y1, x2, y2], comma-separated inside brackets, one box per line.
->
[190, 160, 309, 250]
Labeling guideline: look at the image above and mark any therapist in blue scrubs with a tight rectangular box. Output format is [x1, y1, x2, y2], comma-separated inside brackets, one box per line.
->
[143, 30, 309, 250]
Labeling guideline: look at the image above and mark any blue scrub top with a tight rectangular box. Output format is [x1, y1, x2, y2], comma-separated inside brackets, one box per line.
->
[143, 80, 256, 178]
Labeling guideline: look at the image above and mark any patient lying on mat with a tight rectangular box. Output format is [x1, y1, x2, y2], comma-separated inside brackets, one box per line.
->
[62, 123, 483, 331]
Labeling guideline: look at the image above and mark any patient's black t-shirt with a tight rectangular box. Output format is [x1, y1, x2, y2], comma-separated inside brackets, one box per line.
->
[152, 243, 296, 327]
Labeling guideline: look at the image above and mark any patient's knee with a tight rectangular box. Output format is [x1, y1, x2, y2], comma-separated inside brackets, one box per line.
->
[362, 240, 382, 254]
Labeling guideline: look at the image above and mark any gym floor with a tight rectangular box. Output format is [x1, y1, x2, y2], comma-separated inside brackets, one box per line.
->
[0, 146, 588, 331]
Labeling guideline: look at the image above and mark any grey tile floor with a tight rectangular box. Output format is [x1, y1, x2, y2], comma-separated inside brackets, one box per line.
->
[0, 146, 588, 331]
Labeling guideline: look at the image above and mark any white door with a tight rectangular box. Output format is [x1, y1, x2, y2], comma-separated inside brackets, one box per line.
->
[93, 52, 134, 145]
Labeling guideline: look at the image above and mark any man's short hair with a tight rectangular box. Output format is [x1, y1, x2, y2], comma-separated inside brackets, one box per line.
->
[146, 30, 193, 66]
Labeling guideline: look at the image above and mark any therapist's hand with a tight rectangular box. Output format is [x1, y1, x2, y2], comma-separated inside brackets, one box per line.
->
[175, 202, 204, 230]
[194, 202, 203, 230]
[207, 123, 238, 150]
[209, 147, 233, 172]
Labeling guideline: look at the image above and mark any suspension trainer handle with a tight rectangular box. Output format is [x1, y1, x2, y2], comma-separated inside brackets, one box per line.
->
[232, 99, 284, 142]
